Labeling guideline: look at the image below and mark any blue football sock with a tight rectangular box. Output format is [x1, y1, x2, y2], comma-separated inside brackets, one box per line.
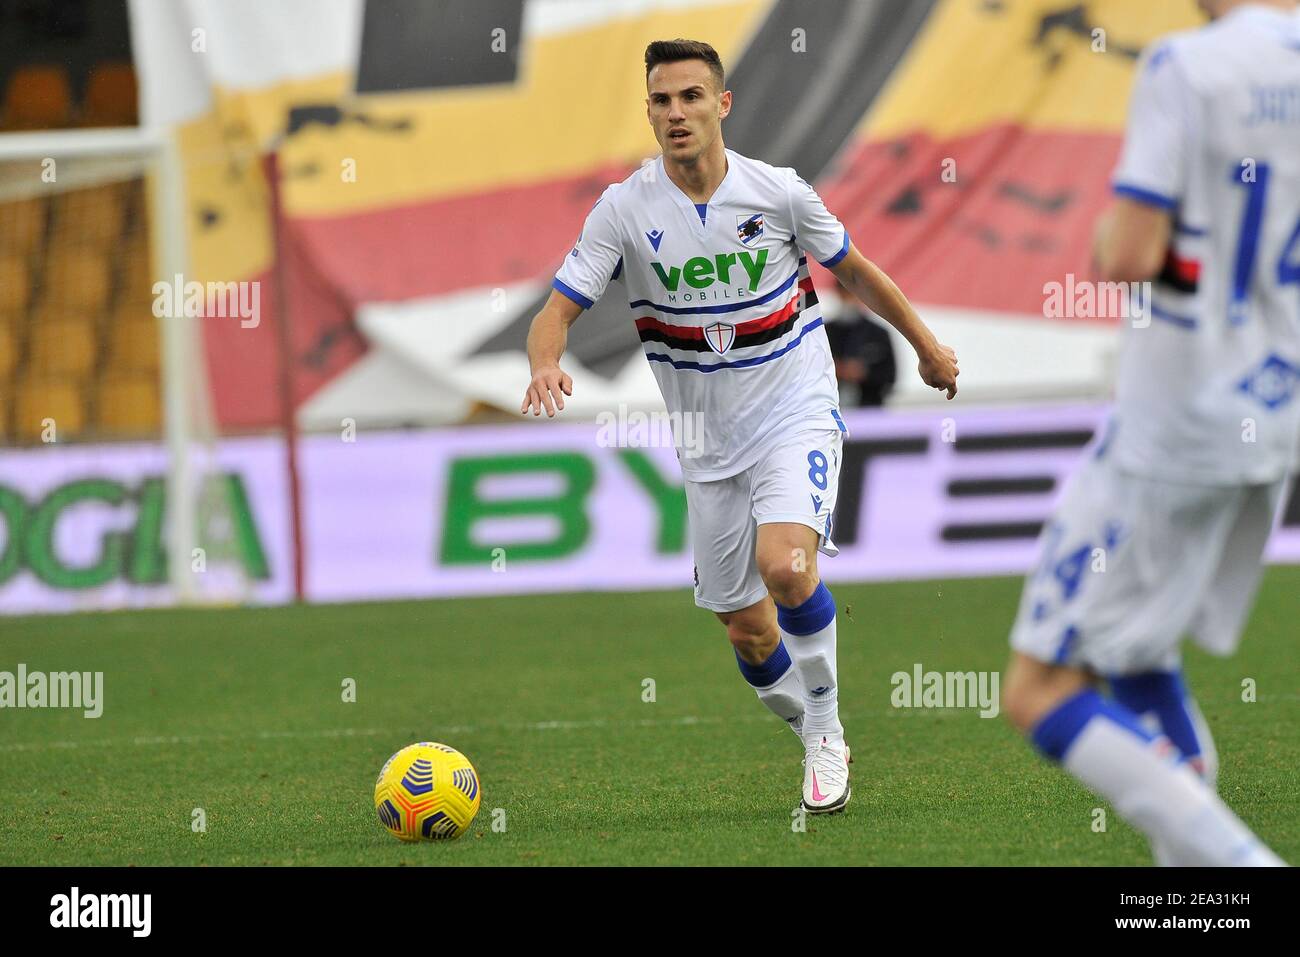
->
[1109, 670, 1204, 770]
[1030, 687, 1155, 762]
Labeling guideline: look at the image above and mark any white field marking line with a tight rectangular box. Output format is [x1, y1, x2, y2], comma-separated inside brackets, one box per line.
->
[0, 713, 757, 754]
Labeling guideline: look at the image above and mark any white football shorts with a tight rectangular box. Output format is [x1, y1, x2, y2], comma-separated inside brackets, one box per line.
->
[1010, 449, 1286, 675]
[686, 426, 843, 613]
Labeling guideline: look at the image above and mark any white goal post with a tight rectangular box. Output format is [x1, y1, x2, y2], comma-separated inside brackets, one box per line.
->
[0, 126, 211, 603]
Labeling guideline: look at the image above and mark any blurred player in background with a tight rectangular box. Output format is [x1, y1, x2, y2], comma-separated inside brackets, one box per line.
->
[1003, 0, 1300, 865]
[522, 39, 958, 813]
[824, 281, 897, 408]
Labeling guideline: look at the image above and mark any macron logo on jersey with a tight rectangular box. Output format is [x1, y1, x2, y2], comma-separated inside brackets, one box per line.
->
[650, 249, 769, 292]
[646, 228, 664, 252]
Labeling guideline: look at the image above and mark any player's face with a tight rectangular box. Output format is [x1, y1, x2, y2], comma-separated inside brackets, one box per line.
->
[646, 60, 731, 163]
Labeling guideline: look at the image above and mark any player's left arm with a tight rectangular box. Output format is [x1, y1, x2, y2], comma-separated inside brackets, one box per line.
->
[1092, 199, 1172, 284]
[829, 244, 959, 400]
[1097, 40, 1189, 284]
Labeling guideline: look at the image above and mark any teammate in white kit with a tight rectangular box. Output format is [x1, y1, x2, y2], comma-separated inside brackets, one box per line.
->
[521, 39, 959, 813]
[1002, 0, 1300, 865]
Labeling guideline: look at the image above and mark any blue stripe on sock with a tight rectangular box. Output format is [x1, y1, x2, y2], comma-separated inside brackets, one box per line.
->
[1109, 670, 1201, 759]
[735, 640, 793, 688]
[1030, 688, 1155, 762]
[776, 582, 836, 636]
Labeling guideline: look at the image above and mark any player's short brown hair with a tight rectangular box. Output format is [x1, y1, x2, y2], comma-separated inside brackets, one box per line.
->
[644, 39, 725, 91]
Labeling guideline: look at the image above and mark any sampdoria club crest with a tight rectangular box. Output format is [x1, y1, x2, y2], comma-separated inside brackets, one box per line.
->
[736, 213, 764, 247]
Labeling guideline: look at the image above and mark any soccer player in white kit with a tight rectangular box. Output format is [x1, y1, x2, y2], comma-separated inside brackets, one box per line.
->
[521, 39, 959, 813]
[1002, 0, 1300, 865]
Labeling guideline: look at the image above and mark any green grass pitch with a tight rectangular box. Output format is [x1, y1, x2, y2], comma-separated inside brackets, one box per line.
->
[2, 569, 1297, 866]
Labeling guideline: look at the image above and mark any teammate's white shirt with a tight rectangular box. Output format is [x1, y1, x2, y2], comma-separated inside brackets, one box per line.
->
[554, 148, 849, 481]
[1110, 3, 1300, 483]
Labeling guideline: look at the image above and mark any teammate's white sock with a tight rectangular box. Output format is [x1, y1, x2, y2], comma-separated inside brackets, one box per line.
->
[735, 640, 804, 735]
[1188, 696, 1219, 790]
[776, 581, 842, 742]
[1032, 689, 1283, 866]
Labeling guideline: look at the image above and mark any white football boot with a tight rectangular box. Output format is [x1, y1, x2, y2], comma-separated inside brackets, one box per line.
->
[793, 718, 852, 762]
[801, 734, 851, 814]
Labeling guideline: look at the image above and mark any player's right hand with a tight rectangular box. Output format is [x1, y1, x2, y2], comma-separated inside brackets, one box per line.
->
[918, 342, 959, 400]
[521, 364, 573, 417]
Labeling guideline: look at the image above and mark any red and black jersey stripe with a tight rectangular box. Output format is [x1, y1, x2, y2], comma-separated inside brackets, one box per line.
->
[1157, 249, 1200, 295]
[634, 278, 819, 353]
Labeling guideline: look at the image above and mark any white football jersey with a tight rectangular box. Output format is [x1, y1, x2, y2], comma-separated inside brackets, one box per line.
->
[554, 148, 849, 481]
[1110, 4, 1300, 483]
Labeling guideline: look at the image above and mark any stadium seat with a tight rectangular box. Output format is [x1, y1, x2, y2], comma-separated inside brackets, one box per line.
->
[0, 255, 32, 312]
[0, 310, 27, 380]
[122, 242, 155, 301]
[14, 375, 86, 440]
[81, 62, 138, 128]
[115, 180, 145, 234]
[95, 372, 161, 433]
[52, 186, 126, 247]
[106, 308, 159, 373]
[27, 315, 98, 378]
[41, 246, 112, 309]
[1, 65, 73, 131]
[0, 321, 17, 381]
[0, 198, 49, 255]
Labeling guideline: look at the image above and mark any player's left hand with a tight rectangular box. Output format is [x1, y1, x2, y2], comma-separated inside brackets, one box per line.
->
[918, 343, 959, 400]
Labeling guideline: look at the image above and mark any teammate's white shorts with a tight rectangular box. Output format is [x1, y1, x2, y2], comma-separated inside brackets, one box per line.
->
[686, 426, 843, 613]
[1010, 450, 1286, 676]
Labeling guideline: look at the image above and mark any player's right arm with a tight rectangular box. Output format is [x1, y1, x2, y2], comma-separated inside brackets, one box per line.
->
[521, 290, 583, 416]
[522, 189, 623, 417]
[829, 245, 959, 400]
[786, 169, 958, 399]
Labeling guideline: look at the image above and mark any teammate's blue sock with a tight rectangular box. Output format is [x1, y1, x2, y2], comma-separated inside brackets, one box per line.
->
[1109, 670, 1204, 771]
[1030, 687, 1155, 760]
[735, 640, 804, 731]
[776, 582, 841, 741]
[1026, 688, 1279, 865]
